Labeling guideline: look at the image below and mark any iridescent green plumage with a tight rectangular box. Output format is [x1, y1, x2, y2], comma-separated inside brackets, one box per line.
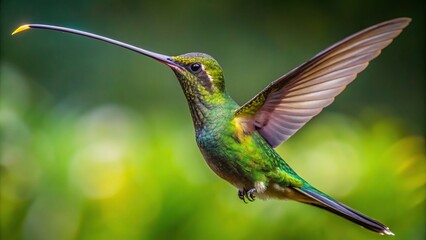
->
[13, 17, 412, 235]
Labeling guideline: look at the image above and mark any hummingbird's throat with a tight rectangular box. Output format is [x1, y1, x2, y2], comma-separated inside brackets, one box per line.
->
[172, 71, 218, 130]
[187, 97, 210, 130]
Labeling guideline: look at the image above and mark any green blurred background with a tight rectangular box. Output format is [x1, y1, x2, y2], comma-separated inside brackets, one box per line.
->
[1, 0, 424, 239]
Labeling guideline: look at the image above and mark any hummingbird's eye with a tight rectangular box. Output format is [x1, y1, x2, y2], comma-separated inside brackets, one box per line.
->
[189, 63, 202, 74]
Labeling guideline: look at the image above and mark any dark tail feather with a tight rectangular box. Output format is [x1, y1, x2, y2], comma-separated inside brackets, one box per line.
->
[294, 187, 394, 235]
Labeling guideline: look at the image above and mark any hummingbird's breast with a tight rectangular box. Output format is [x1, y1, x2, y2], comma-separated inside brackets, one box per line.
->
[188, 93, 301, 192]
[195, 105, 259, 189]
[193, 100, 303, 193]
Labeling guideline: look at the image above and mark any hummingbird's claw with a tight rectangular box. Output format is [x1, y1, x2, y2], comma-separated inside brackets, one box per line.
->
[247, 188, 257, 202]
[238, 189, 247, 203]
[238, 188, 257, 203]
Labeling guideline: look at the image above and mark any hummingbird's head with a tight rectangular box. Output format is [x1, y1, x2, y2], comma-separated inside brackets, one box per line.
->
[168, 53, 225, 97]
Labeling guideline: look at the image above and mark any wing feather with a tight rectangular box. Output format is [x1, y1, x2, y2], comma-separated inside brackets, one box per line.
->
[234, 18, 411, 147]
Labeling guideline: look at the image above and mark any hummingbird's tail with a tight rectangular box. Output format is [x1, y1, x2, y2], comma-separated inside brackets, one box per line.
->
[293, 187, 394, 235]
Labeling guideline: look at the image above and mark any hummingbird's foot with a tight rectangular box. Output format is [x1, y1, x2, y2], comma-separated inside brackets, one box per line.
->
[238, 188, 257, 203]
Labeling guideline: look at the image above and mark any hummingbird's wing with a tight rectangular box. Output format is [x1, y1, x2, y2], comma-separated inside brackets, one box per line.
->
[234, 18, 411, 148]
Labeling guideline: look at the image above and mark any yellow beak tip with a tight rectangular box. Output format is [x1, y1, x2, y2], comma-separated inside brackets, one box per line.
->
[12, 25, 31, 35]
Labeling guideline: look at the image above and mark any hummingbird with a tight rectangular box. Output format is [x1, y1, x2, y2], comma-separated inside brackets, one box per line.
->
[13, 17, 411, 235]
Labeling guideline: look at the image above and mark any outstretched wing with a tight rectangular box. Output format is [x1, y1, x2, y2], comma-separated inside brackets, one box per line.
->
[234, 18, 411, 148]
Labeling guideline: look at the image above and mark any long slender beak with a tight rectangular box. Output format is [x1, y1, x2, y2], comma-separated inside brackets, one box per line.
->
[12, 24, 182, 69]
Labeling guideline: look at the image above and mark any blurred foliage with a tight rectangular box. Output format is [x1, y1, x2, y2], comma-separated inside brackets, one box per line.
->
[1, 0, 425, 240]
